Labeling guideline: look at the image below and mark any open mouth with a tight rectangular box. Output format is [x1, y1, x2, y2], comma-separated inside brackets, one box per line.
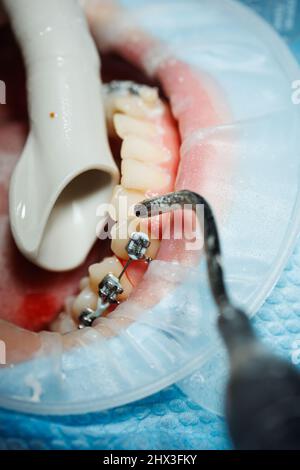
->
[0, 1, 230, 367]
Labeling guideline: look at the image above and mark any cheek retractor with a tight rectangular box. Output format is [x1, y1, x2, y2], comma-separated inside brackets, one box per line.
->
[4, 0, 119, 271]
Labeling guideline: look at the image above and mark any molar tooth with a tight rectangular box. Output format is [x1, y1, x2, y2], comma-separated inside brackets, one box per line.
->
[114, 89, 163, 119]
[121, 135, 170, 164]
[110, 185, 160, 260]
[88, 256, 132, 301]
[71, 287, 98, 320]
[113, 113, 157, 139]
[121, 159, 170, 193]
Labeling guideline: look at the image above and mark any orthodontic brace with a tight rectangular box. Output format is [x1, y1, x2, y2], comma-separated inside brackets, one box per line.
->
[78, 232, 151, 329]
[105, 80, 142, 97]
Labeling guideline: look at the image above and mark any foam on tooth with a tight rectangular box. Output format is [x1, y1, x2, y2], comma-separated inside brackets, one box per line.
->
[121, 135, 170, 164]
[88, 256, 133, 301]
[113, 113, 157, 139]
[121, 159, 170, 193]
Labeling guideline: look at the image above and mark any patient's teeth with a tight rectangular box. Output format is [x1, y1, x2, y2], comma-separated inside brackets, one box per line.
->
[121, 159, 170, 193]
[72, 287, 98, 320]
[62, 81, 176, 324]
[111, 222, 160, 260]
[121, 135, 169, 164]
[113, 113, 157, 139]
[88, 257, 132, 300]
[50, 312, 76, 334]
[79, 277, 89, 291]
[115, 95, 161, 119]
[103, 82, 162, 133]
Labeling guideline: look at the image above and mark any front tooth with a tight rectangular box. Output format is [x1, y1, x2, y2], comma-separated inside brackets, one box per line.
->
[88, 256, 132, 301]
[121, 159, 170, 193]
[113, 113, 157, 139]
[121, 135, 170, 164]
[72, 287, 98, 320]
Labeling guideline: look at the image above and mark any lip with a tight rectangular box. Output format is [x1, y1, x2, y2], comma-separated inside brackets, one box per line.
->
[1, 0, 300, 416]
